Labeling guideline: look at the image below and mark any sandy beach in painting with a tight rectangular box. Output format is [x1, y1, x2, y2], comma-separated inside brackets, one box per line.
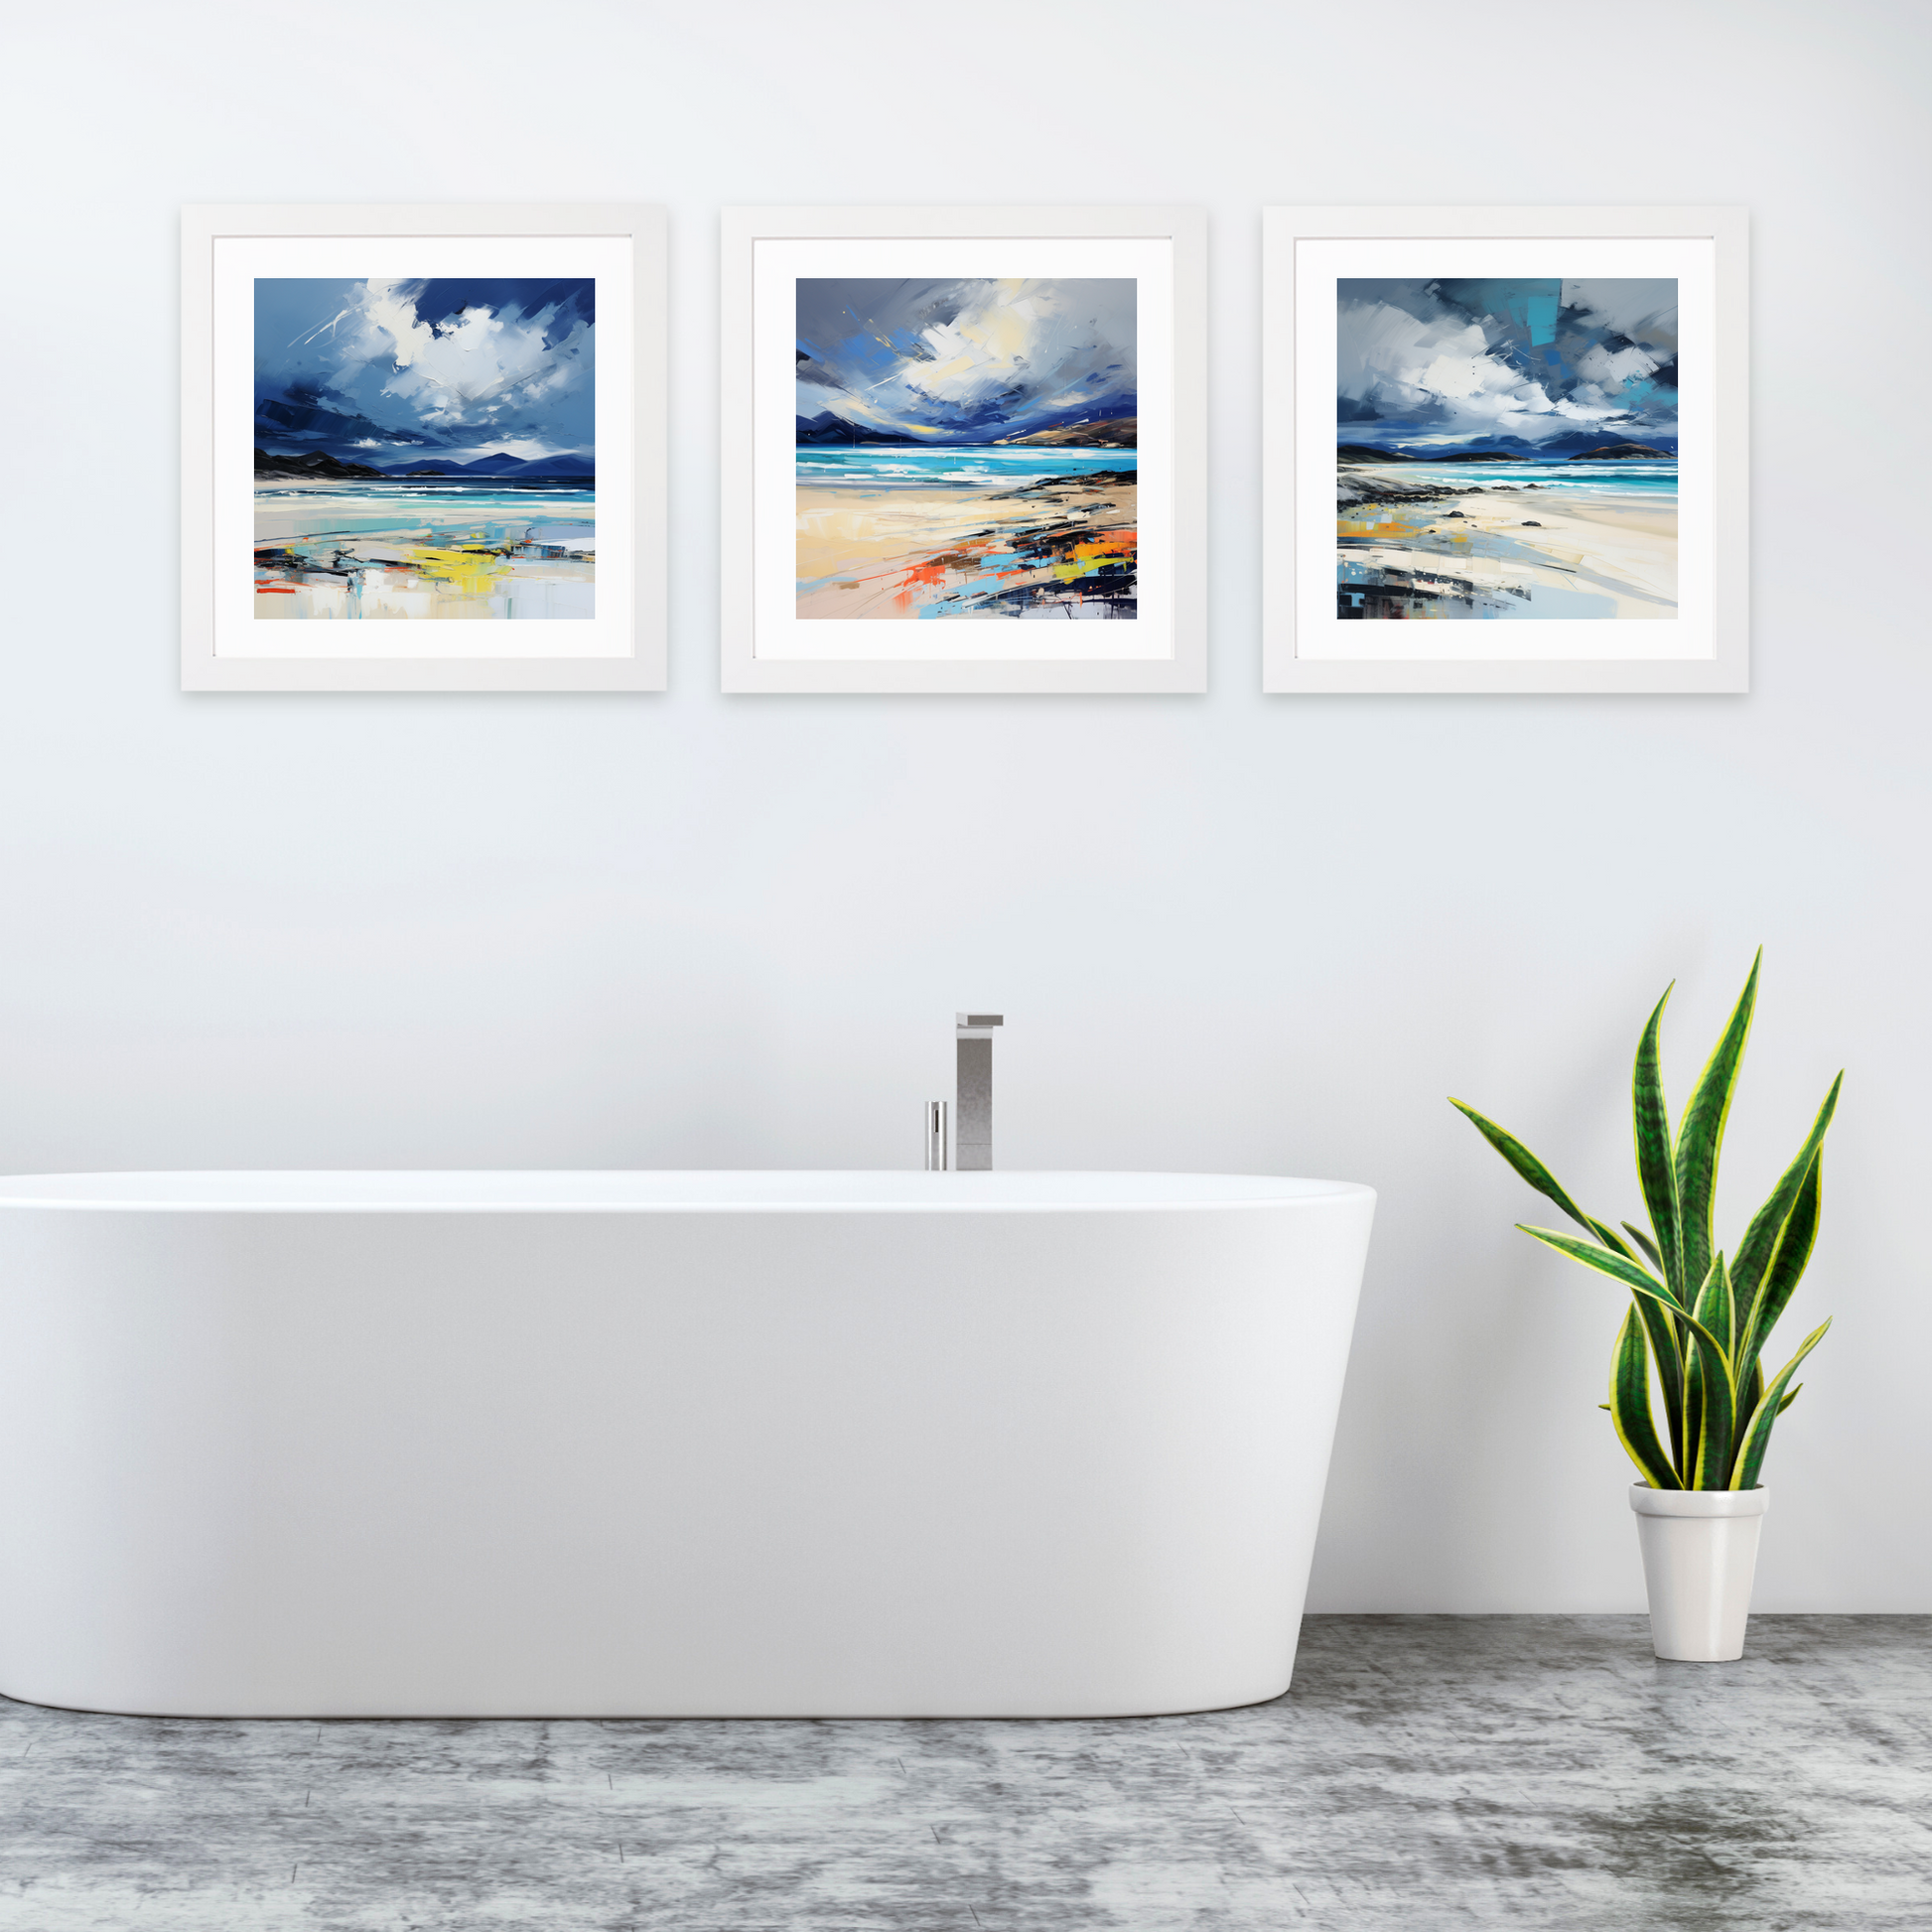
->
[254, 479, 595, 621]
[1336, 462, 1677, 621]
[796, 462, 1136, 621]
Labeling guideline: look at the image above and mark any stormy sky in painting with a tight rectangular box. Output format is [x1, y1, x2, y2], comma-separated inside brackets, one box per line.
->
[254, 279, 595, 469]
[1336, 278, 1678, 455]
[796, 278, 1135, 444]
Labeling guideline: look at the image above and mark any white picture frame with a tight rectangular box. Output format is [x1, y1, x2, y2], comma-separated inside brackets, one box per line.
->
[720, 206, 1206, 695]
[182, 204, 667, 693]
[1262, 206, 1748, 695]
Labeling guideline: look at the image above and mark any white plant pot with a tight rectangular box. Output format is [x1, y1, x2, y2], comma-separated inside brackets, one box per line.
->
[1629, 1483, 1769, 1661]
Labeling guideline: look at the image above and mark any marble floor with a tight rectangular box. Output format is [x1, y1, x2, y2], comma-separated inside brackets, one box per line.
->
[0, 1616, 1925, 1930]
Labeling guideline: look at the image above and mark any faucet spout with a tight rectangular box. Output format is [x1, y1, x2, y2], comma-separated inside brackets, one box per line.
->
[954, 1014, 1003, 1172]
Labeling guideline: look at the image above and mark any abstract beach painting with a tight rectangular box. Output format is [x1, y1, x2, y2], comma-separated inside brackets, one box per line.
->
[724, 207, 1204, 693]
[1335, 278, 1678, 621]
[793, 278, 1137, 621]
[253, 278, 597, 621]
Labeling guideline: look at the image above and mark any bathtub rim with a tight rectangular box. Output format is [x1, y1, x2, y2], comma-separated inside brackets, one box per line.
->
[0, 1169, 1376, 1215]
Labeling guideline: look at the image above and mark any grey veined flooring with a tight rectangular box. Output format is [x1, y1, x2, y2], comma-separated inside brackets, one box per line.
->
[0, 1615, 1927, 1931]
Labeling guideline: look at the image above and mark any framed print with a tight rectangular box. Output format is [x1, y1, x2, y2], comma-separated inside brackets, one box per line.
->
[1262, 207, 1747, 694]
[720, 206, 1206, 694]
[182, 204, 666, 692]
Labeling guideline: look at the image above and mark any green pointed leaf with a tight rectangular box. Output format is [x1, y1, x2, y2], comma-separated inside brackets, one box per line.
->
[1674, 950, 1761, 1301]
[1683, 1348, 1704, 1485]
[1622, 1221, 1664, 1273]
[1587, 1217, 1641, 1262]
[1632, 984, 1683, 1298]
[1738, 1081, 1839, 1306]
[1776, 1383, 1802, 1416]
[1685, 1256, 1738, 1485]
[1692, 1253, 1737, 1360]
[1736, 1155, 1823, 1408]
[1515, 1224, 1684, 1311]
[1450, 1099, 1602, 1239]
[1736, 1107, 1834, 1381]
[1731, 1320, 1831, 1489]
[1627, 1287, 1687, 1478]
[1610, 1304, 1681, 1488]
[1687, 1332, 1736, 1490]
[1682, 1256, 1724, 1476]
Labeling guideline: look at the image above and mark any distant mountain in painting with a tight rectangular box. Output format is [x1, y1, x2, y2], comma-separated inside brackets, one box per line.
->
[382, 454, 596, 479]
[252, 449, 385, 481]
[998, 418, 1136, 449]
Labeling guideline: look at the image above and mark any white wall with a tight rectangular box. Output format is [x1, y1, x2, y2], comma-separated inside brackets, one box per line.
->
[3, 0, 1926, 1611]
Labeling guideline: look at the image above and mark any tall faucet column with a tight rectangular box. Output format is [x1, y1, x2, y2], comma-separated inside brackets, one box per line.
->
[954, 1014, 1003, 1172]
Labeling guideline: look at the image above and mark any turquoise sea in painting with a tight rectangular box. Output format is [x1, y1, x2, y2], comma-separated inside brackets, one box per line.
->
[795, 447, 1136, 488]
[1372, 460, 1677, 499]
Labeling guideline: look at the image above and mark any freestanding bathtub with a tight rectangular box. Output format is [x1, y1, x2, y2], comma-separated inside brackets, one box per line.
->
[0, 1171, 1374, 1720]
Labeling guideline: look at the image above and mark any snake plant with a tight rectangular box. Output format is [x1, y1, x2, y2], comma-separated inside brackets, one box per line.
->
[1451, 951, 1839, 1490]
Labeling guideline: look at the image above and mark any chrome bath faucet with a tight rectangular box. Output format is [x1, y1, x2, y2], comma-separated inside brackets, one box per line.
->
[954, 1013, 1003, 1171]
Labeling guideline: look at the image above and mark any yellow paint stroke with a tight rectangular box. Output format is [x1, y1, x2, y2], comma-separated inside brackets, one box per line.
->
[406, 543, 505, 598]
[1049, 535, 1137, 584]
[1339, 511, 1463, 545]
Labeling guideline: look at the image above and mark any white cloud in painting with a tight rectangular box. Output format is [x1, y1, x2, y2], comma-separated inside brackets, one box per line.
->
[1574, 341, 1663, 391]
[317, 281, 592, 434]
[1338, 299, 1576, 443]
[899, 284, 1107, 408]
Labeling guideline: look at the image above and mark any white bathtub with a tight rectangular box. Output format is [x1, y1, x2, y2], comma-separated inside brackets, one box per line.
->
[0, 1171, 1374, 1720]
